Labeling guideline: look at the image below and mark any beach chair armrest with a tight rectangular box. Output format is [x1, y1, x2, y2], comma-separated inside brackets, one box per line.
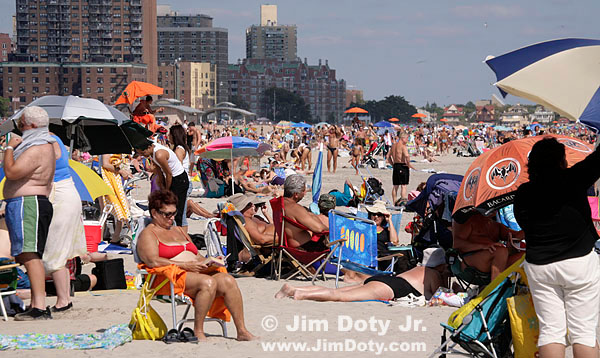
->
[326, 238, 347, 247]
[376, 253, 404, 261]
[0, 263, 20, 271]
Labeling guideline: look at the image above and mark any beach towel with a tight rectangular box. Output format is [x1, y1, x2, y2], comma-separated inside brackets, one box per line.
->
[12, 127, 56, 160]
[138, 264, 231, 322]
[0, 324, 131, 350]
[101, 155, 130, 222]
[43, 177, 87, 273]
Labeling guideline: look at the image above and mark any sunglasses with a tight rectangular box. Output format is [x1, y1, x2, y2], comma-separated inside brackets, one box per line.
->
[157, 209, 177, 218]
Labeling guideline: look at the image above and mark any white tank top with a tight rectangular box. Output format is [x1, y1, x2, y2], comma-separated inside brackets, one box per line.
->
[176, 145, 190, 174]
[152, 143, 185, 177]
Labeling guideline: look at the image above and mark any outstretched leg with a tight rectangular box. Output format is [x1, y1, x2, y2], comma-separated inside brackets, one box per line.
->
[293, 282, 393, 302]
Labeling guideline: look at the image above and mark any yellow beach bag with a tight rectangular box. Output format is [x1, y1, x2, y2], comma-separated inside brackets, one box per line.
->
[129, 275, 169, 340]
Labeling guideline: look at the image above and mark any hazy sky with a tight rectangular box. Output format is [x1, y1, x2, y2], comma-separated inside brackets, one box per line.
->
[1, 0, 598, 107]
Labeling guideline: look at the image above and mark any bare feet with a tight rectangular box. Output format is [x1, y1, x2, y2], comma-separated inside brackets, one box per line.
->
[236, 330, 259, 341]
[194, 331, 208, 342]
[275, 283, 295, 299]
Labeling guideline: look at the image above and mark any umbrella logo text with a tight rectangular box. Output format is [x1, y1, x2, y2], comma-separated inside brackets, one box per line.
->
[463, 167, 481, 202]
[557, 138, 592, 154]
[487, 158, 520, 190]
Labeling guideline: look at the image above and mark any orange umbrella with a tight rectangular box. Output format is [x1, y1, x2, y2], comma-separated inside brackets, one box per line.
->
[388, 117, 400, 122]
[552, 120, 558, 124]
[412, 113, 427, 118]
[344, 107, 368, 114]
[453, 134, 593, 222]
[440, 118, 449, 122]
[115, 81, 164, 105]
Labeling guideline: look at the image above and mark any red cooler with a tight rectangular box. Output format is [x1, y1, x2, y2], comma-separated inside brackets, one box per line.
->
[84, 220, 102, 253]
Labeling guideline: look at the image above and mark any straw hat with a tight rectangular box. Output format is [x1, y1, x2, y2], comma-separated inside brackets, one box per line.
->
[365, 200, 390, 216]
[228, 193, 253, 211]
[422, 248, 447, 268]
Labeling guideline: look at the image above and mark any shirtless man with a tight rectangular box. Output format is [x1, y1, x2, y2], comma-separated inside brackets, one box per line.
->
[355, 127, 366, 148]
[387, 133, 415, 205]
[132, 95, 163, 117]
[3, 106, 56, 320]
[326, 126, 343, 173]
[452, 212, 524, 281]
[283, 175, 328, 250]
[186, 123, 202, 173]
[276, 248, 449, 301]
[229, 194, 274, 246]
[350, 139, 363, 175]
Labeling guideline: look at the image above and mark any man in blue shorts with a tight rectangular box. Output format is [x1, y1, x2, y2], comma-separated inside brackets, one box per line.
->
[3, 106, 56, 320]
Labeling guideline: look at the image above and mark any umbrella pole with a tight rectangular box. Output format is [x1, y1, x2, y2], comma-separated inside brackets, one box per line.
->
[68, 125, 76, 159]
[231, 150, 234, 195]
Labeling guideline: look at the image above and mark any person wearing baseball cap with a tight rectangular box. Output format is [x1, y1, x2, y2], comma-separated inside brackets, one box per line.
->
[228, 193, 274, 246]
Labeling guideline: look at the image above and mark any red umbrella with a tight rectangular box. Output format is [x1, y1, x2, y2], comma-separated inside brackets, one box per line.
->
[344, 107, 368, 114]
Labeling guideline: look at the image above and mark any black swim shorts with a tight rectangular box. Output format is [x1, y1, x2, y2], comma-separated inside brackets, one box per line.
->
[392, 163, 409, 186]
[364, 275, 422, 299]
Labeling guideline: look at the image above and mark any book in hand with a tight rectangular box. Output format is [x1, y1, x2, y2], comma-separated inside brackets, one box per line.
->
[205, 256, 225, 267]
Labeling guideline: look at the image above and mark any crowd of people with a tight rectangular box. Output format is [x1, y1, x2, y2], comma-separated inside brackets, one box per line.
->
[3, 101, 600, 356]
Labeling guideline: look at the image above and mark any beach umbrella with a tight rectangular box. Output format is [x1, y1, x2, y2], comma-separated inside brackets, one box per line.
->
[373, 121, 393, 128]
[411, 113, 427, 118]
[312, 143, 324, 205]
[344, 107, 368, 114]
[291, 122, 312, 129]
[452, 134, 593, 222]
[275, 121, 291, 129]
[114, 81, 164, 105]
[388, 117, 400, 122]
[493, 125, 512, 132]
[2, 95, 152, 155]
[315, 122, 329, 128]
[195, 136, 270, 194]
[0, 159, 114, 201]
[440, 118, 449, 122]
[485, 38, 600, 130]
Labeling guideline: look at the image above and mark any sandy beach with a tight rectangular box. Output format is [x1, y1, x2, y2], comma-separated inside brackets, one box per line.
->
[0, 152, 537, 357]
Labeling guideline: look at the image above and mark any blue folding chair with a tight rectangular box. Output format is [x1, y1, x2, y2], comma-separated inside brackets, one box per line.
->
[312, 210, 394, 287]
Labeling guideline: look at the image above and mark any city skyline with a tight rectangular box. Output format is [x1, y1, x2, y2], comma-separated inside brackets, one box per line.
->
[1, 0, 598, 107]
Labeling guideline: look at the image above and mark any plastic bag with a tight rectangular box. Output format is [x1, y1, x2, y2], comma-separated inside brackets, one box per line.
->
[507, 293, 539, 358]
[129, 276, 168, 340]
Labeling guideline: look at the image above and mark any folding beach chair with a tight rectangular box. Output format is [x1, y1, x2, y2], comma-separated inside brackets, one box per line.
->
[225, 213, 274, 275]
[429, 257, 526, 358]
[269, 196, 344, 281]
[132, 217, 228, 338]
[313, 210, 401, 288]
[0, 260, 19, 321]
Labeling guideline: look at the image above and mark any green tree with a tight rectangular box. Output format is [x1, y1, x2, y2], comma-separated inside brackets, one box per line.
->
[350, 95, 417, 122]
[229, 95, 250, 111]
[0, 97, 9, 118]
[261, 87, 312, 123]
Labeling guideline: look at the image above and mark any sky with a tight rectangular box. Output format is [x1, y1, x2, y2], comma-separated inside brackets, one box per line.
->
[1, 0, 598, 108]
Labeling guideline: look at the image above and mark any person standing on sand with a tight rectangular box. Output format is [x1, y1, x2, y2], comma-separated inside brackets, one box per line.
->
[326, 125, 343, 173]
[4, 106, 56, 320]
[387, 133, 415, 205]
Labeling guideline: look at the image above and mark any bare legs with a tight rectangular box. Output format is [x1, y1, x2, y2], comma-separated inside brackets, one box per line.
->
[275, 282, 394, 302]
[392, 185, 399, 205]
[327, 148, 332, 173]
[333, 149, 339, 173]
[17, 253, 45, 310]
[184, 272, 257, 341]
[539, 342, 599, 358]
[51, 267, 71, 309]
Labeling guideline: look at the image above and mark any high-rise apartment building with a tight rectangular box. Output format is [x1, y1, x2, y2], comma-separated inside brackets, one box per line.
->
[157, 6, 228, 103]
[2, 0, 158, 109]
[157, 61, 217, 110]
[228, 58, 345, 122]
[246, 5, 297, 61]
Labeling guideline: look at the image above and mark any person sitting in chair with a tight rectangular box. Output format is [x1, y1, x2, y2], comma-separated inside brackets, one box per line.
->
[316, 194, 336, 227]
[452, 211, 524, 281]
[283, 175, 328, 251]
[229, 193, 274, 246]
[136, 190, 257, 341]
[275, 248, 449, 301]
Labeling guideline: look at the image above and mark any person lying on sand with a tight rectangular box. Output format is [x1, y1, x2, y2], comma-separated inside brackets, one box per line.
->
[275, 248, 449, 302]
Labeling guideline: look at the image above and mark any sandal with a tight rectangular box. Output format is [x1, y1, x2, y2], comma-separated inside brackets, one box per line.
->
[163, 329, 179, 344]
[178, 327, 198, 343]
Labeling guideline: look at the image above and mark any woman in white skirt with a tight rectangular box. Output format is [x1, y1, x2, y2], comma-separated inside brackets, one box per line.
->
[42, 135, 87, 314]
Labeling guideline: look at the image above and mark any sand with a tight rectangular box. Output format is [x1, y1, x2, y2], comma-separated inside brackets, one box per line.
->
[0, 151, 567, 357]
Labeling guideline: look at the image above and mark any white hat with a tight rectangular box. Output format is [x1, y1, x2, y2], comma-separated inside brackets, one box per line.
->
[422, 248, 446, 268]
[365, 200, 390, 216]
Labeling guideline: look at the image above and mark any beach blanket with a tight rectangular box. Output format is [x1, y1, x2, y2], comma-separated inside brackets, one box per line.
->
[97, 242, 133, 254]
[139, 264, 231, 322]
[0, 324, 131, 350]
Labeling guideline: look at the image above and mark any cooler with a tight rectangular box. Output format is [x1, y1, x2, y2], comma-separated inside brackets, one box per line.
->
[84, 220, 102, 253]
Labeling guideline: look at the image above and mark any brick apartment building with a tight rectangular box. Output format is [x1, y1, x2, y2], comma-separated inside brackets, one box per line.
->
[157, 61, 217, 110]
[1, 0, 157, 112]
[0, 62, 146, 112]
[157, 6, 228, 103]
[228, 58, 346, 122]
[0, 33, 14, 62]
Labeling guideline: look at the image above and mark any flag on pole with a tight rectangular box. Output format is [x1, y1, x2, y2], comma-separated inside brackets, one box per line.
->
[312, 143, 323, 204]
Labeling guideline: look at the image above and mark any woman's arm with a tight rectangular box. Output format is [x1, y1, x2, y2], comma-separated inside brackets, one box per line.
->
[387, 218, 399, 246]
[137, 228, 209, 272]
[174, 146, 186, 164]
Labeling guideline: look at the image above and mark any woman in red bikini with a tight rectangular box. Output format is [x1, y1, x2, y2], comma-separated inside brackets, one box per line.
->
[136, 190, 256, 341]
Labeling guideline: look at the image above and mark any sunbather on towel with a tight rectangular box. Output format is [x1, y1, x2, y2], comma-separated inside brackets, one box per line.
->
[275, 248, 449, 301]
[283, 175, 328, 251]
[452, 211, 524, 281]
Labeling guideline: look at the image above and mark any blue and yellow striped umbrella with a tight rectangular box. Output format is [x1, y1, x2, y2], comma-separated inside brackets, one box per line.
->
[0, 160, 114, 201]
